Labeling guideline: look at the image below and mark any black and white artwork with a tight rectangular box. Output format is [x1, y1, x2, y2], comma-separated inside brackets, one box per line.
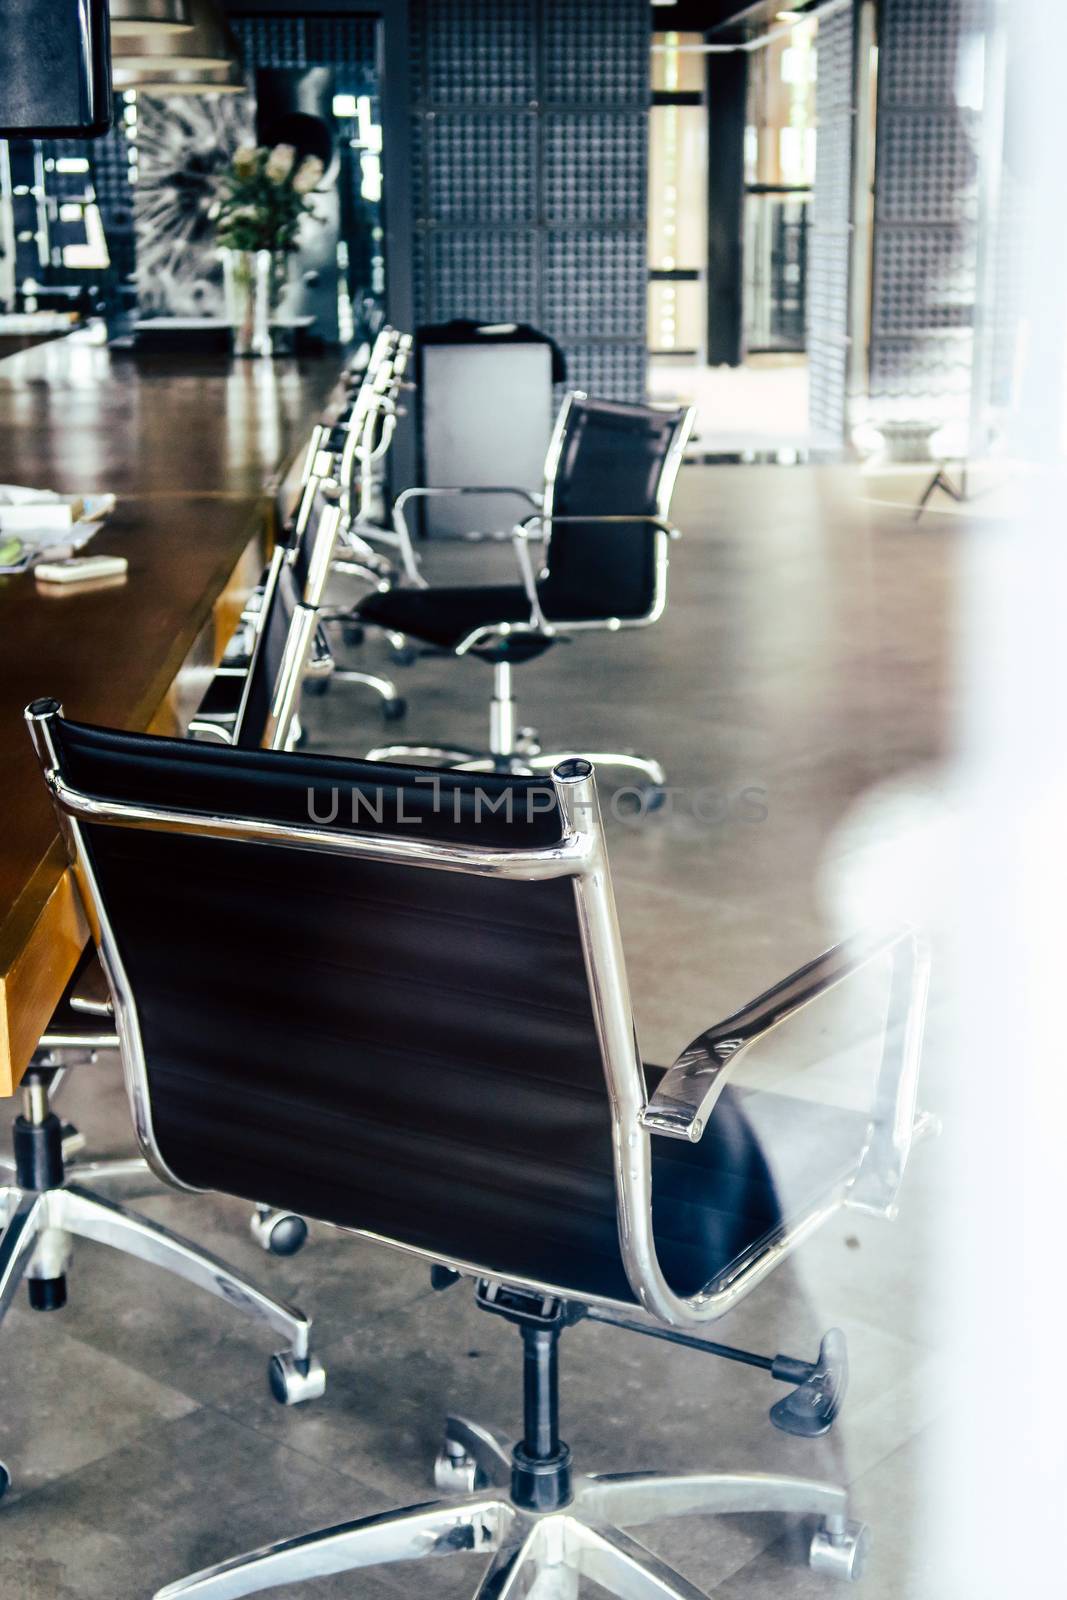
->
[134, 93, 253, 317]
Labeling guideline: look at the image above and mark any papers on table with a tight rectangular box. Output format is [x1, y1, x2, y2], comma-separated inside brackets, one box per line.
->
[0, 489, 117, 573]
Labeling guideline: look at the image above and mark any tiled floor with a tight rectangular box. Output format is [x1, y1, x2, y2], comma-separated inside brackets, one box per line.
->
[0, 464, 959, 1599]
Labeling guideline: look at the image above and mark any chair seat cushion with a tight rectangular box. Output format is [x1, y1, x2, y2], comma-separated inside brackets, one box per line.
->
[357, 583, 553, 660]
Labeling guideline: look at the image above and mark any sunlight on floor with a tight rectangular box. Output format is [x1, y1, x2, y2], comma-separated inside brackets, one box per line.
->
[649, 354, 812, 454]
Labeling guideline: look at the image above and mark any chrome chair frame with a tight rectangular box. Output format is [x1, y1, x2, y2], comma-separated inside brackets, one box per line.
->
[367, 394, 697, 786]
[26, 699, 932, 1598]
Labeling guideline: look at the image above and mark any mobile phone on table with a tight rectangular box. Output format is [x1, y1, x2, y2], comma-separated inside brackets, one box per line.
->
[35, 555, 128, 585]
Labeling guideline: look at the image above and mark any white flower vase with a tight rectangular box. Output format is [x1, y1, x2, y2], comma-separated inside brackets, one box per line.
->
[222, 248, 273, 358]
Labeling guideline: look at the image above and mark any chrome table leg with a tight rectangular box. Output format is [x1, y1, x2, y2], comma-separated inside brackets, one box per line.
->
[155, 1495, 517, 1600]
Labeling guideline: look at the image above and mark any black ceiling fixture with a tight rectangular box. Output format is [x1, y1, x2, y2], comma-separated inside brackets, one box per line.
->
[650, 1, 816, 37]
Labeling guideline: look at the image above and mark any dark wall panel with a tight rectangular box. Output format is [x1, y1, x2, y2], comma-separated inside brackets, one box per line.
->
[410, 0, 649, 402]
[705, 53, 746, 368]
[231, 11, 378, 78]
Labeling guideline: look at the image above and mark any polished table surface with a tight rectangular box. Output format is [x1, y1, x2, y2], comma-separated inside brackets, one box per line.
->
[0, 334, 340, 1093]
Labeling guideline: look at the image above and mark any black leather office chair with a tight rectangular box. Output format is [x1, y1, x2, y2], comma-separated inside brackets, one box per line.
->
[359, 392, 696, 791]
[26, 700, 932, 1599]
[190, 489, 346, 751]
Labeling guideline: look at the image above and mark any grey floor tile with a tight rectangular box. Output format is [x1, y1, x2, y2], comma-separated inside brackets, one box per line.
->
[42, 1185, 429, 1402]
[0, 1406, 394, 1600]
[0, 1312, 195, 1500]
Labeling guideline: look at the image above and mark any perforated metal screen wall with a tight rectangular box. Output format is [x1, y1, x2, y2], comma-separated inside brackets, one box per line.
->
[409, 0, 649, 402]
[868, 0, 984, 436]
[807, 0, 855, 443]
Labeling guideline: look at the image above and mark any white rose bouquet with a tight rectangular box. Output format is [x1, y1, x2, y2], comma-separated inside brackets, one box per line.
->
[215, 143, 323, 256]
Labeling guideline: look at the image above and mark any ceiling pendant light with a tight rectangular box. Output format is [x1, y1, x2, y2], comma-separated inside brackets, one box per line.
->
[112, 0, 238, 70]
[112, 62, 246, 97]
[111, 0, 246, 94]
[109, 1, 193, 33]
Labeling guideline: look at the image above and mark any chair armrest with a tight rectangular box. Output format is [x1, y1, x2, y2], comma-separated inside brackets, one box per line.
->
[510, 530, 550, 630]
[398, 485, 542, 508]
[396, 484, 543, 535]
[640, 927, 931, 1213]
[389, 485, 544, 591]
[515, 512, 681, 541]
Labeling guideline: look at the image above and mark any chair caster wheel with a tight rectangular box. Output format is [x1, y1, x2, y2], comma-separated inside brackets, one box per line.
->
[382, 696, 407, 723]
[342, 622, 365, 648]
[433, 1445, 484, 1495]
[250, 1207, 308, 1257]
[390, 644, 417, 667]
[644, 786, 667, 813]
[303, 678, 330, 698]
[27, 1274, 66, 1312]
[0, 1462, 9, 1504]
[809, 1519, 870, 1581]
[268, 1350, 325, 1406]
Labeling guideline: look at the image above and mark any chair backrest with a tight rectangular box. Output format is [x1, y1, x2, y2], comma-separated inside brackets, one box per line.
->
[538, 394, 694, 624]
[353, 324, 399, 388]
[29, 714, 640, 1302]
[231, 549, 298, 750]
[336, 344, 409, 512]
[233, 491, 341, 751]
[288, 478, 341, 605]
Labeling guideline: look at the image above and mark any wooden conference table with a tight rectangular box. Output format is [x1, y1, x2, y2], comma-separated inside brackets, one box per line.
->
[0, 335, 340, 1094]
